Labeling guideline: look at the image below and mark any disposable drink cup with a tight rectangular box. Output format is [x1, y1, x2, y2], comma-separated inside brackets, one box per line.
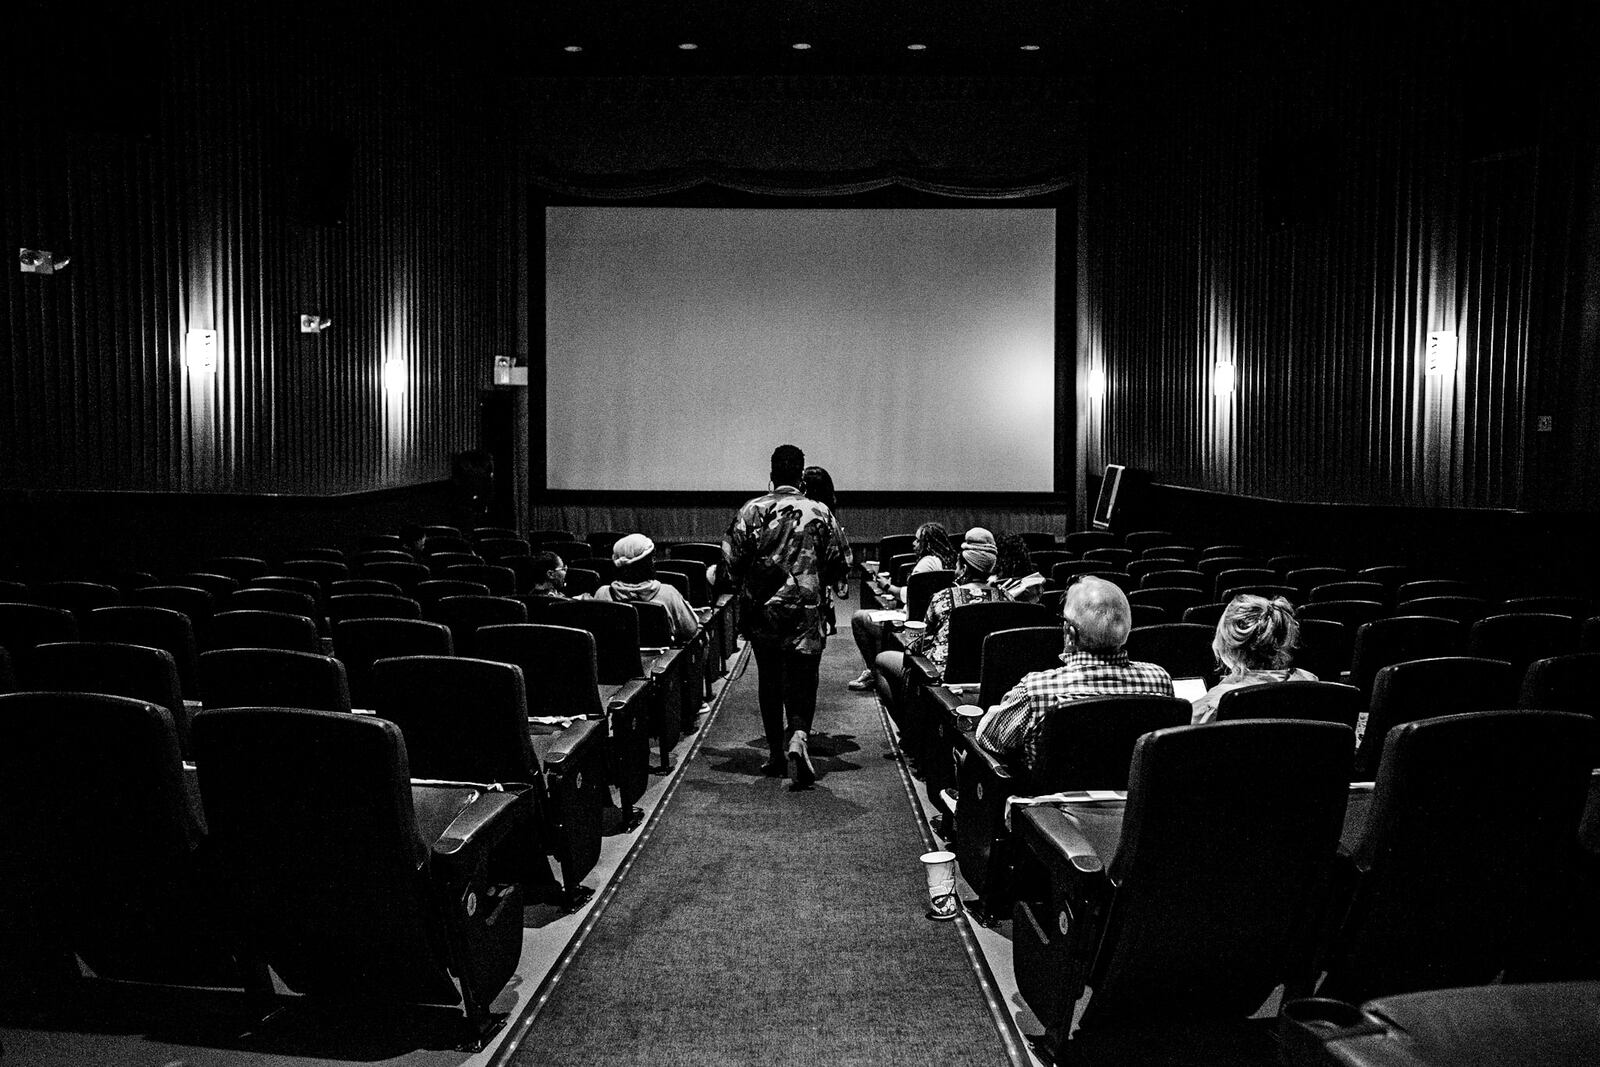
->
[921, 850, 960, 921]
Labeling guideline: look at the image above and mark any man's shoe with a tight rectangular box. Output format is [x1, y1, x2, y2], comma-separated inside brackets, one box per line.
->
[760, 755, 786, 777]
[787, 731, 816, 788]
[847, 669, 874, 691]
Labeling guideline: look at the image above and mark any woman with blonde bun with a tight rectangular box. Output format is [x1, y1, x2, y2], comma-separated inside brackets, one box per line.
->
[1190, 594, 1316, 724]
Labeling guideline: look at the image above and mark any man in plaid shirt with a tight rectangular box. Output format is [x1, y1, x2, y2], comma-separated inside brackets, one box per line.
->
[976, 575, 1173, 774]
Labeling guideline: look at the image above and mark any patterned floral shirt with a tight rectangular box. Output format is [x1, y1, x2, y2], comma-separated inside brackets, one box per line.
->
[913, 583, 1008, 680]
[723, 486, 847, 654]
[976, 649, 1174, 774]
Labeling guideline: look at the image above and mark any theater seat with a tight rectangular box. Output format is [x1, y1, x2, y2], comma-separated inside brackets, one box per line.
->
[199, 647, 352, 713]
[23, 640, 192, 758]
[370, 655, 605, 910]
[1011, 720, 1351, 1063]
[193, 706, 525, 1047]
[0, 691, 243, 1002]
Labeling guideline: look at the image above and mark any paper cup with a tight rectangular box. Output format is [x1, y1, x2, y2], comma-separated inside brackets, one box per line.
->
[921, 850, 960, 920]
[903, 620, 927, 633]
[955, 704, 985, 731]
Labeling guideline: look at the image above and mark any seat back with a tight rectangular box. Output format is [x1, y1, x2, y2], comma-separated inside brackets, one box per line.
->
[1325, 709, 1599, 1002]
[564, 567, 603, 598]
[192, 707, 459, 1003]
[199, 647, 351, 713]
[1286, 566, 1352, 596]
[1124, 623, 1216, 681]
[1139, 569, 1205, 591]
[85, 605, 199, 700]
[1310, 580, 1387, 605]
[209, 609, 321, 653]
[369, 656, 537, 784]
[1214, 680, 1363, 732]
[543, 540, 594, 565]
[1349, 615, 1465, 699]
[1082, 547, 1134, 568]
[0, 647, 12, 692]
[329, 578, 404, 597]
[1357, 656, 1515, 778]
[1084, 720, 1352, 1027]
[248, 574, 320, 599]
[415, 579, 491, 609]
[329, 592, 423, 623]
[1498, 595, 1590, 620]
[331, 617, 453, 708]
[543, 598, 645, 683]
[941, 601, 1055, 682]
[1295, 618, 1352, 685]
[1051, 560, 1104, 585]
[904, 568, 956, 620]
[669, 541, 725, 568]
[633, 600, 674, 648]
[1467, 612, 1579, 680]
[226, 587, 318, 621]
[1214, 568, 1277, 599]
[1517, 652, 1600, 719]
[428, 594, 527, 656]
[0, 691, 230, 988]
[1127, 587, 1208, 617]
[1120, 530, 1177, 552]
[201, 556, 270, 582]
[1396, 578, 1472, 602]
[1395, 595, 1489, 626]
[875, 534, 916, 566]
[1033, 695, 1193, 791]
[476, 623, 604, 720]
[24, 640, 190, 756]
[278, 558, 350, 587]
[443, 563, 516, 596]
[33, 580, 124, 620]
[357, 560, 431, 592]
[1298, 599, 1387, 631]
[977, 626, 1064, 708]
[0, 601, 80, 658]
[655, 561, 710, 606]
[1064, 530, 1116, 554]
[1181, 601, 1229, 628]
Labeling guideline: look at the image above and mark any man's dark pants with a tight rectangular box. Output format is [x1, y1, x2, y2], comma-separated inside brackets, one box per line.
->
[751, 640, 821, 759]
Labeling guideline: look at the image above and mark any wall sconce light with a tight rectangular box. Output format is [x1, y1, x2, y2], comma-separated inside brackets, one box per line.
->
[1213, 361, 1235, 397]
[492, 356, 529, 387]
[1425, 331, 1457, 377]
[1087, 368, 1106, 400]
[19, 247, 70, 274]
[186, 329, 218, 373]
[300, 314, 333, 333]
[383, 357, 406, 395]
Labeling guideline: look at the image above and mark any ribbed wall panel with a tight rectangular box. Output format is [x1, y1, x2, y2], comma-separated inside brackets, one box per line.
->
[2, 9, 513, 495]
[1079, 36, 1570, 511]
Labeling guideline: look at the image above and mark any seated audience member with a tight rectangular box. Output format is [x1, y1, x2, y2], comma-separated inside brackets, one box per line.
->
[595, 534, 699, 644]
[802, 465, 852, 635]
[976, 575, 1174, 776]
[526, 551, 570, 598]
[874, 529, 1004, 691]
[1189, 594, 1315, 724]
[848, 521, 957, 690]
[990, 532, 1045, 603]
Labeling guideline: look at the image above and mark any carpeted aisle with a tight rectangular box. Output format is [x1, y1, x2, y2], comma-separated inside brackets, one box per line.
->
[496, 590, 1017, 1066]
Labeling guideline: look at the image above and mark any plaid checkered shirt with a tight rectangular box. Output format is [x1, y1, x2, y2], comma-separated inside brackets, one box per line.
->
[976, 649, 1174, 774]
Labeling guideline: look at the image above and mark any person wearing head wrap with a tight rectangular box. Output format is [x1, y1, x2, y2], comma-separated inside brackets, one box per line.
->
[594, 533, 700, 644]
[1189, 594, 1316, 723]
[872, 528, 1009, 717]
[976, 576, 1174, 775]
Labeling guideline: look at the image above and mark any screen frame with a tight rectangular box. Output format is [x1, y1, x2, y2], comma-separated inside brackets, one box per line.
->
[530, 183, 1076, 506]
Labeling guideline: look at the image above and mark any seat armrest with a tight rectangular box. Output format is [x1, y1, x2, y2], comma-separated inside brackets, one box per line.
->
[906, 653, 938, 687]
[607, 678, 650, 711]
[1018, 805, 1106, 875]
[952, 727, 1016, 785]
[928, 686, 962, 716]
[536, 717, 603, 768]
[430, 790, 523, 859]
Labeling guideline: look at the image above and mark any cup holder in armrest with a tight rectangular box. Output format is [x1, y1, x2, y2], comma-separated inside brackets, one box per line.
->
[1278, 997, 1387, 1064]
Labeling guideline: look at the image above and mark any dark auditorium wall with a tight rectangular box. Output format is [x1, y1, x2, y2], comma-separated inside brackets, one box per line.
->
[1078, 4, 1600, 519]
[3, 7, 517, 569]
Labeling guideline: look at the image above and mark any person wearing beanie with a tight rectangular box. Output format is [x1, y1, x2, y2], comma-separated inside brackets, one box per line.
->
[723, 443, 848, 788]
[594, 533, 699, 644]
[872, 533, 1008, 718]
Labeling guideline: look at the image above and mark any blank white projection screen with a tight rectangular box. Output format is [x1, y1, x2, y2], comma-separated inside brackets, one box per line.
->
[544, 208, 1057, 492]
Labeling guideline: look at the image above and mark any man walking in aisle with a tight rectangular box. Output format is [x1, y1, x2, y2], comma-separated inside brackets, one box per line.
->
[724, 444, 848, 788]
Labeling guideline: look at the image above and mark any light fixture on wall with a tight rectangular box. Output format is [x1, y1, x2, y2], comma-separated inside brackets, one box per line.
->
[1425, 331, 1457, 378]
[186, 329, 218, 373]
[1087, 367, 1106, 400]
[1213, 360, 1235, 397]
[383, 357, 406, 395]
[300, 314, 332, 333]
[19, 247, 70, 274]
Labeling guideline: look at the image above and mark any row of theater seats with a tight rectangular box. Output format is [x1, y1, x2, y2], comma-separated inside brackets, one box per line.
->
[869, 527, 1599, 1062]
[0, 525, 740, 1047]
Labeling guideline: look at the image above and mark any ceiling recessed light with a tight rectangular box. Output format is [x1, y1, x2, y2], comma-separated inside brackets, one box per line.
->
[1020, 44, 1041, 52]
[906, 43, 927, 51]
[792, 42, 812, 51]
[678, 42, 698, 51]
[563, 45, 583, 53]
